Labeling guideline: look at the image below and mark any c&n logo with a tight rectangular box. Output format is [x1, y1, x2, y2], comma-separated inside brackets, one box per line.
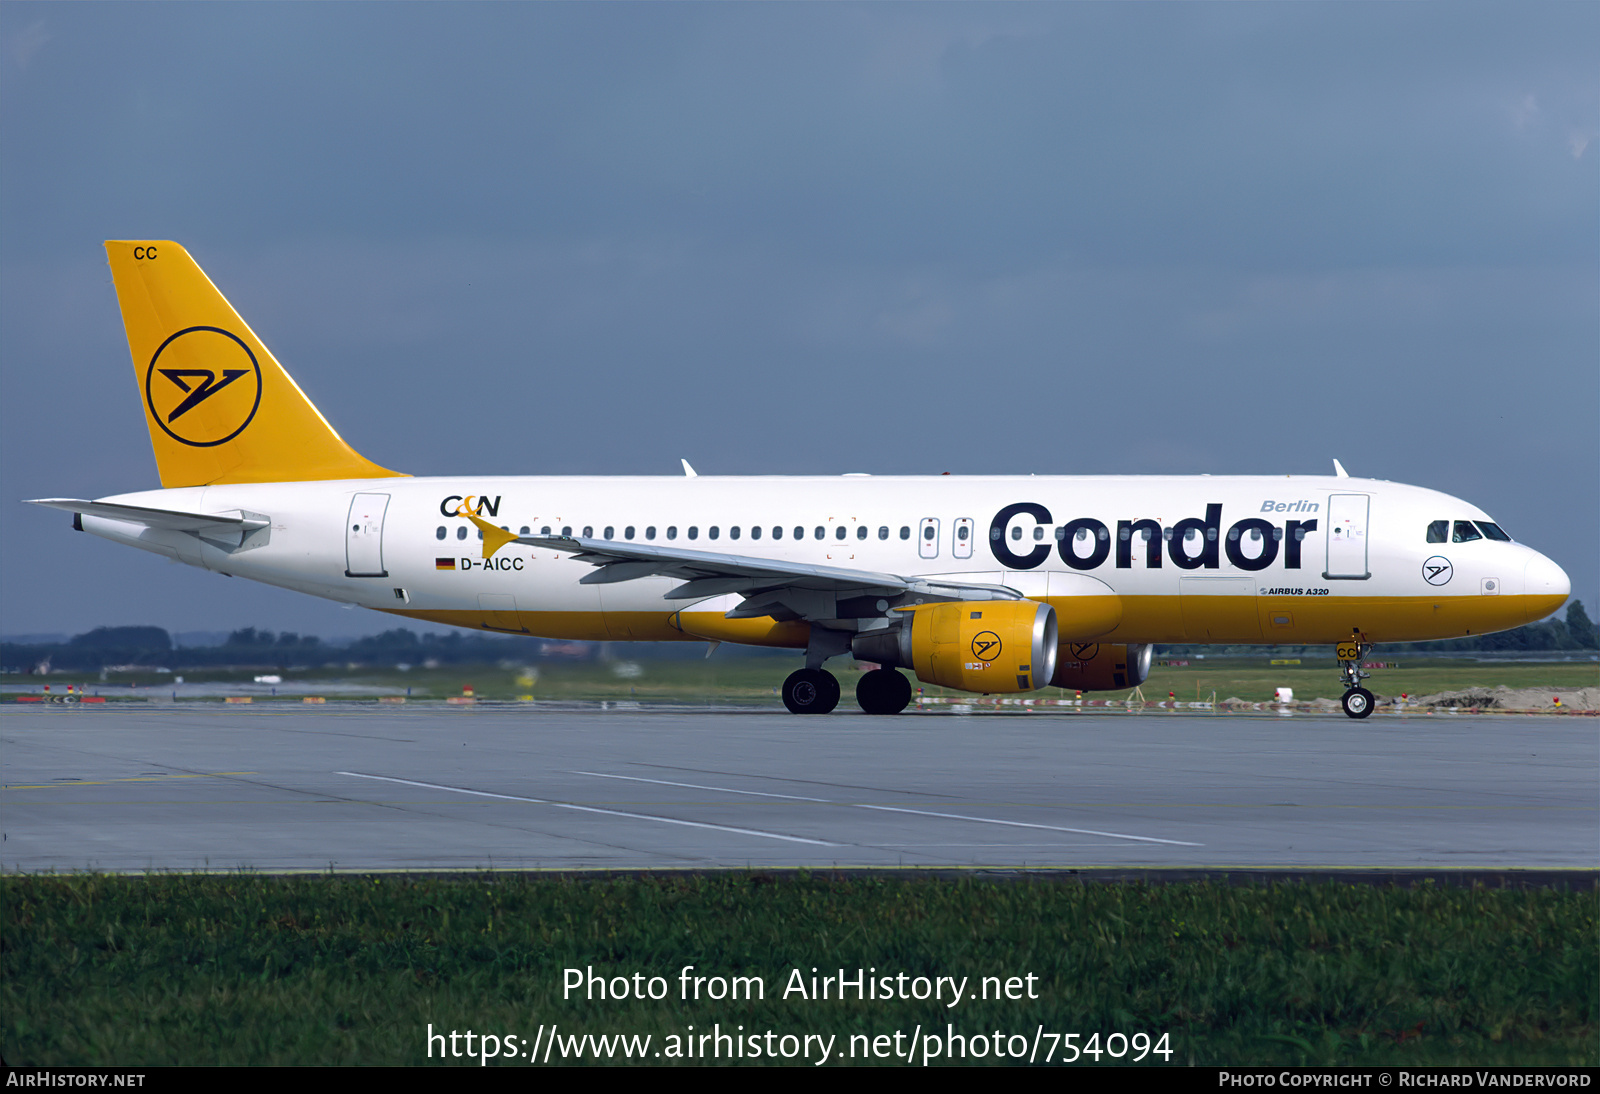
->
[144, 326, 263, 447]
[440, 495, 502, 518]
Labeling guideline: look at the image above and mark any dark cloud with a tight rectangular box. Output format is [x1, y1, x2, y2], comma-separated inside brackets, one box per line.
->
[2, 3, 1594, 634]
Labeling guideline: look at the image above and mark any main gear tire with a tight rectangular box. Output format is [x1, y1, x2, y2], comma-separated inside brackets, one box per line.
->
[783, 668, 840, 714]
[855, 668, 913, 715]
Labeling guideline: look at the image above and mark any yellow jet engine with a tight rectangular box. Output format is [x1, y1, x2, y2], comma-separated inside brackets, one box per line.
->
[852, 600, 1057, 694]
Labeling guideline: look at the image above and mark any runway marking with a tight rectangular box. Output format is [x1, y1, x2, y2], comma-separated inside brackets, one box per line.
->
[571, 770, 1200, 846]
[337, 772, 838, 847]
[573, 771, 832, 802]
[628, 762, 954, 798]
[852, 805, 1201, 846]
[1, 772, 256, 791]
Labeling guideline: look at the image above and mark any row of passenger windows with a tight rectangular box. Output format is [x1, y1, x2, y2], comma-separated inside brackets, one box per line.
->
[434, 521, 1312, 544]
[1427, 520, 1510, 544]
[436, 524, 918, 543]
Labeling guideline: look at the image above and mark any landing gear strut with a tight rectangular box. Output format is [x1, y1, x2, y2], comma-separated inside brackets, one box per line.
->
[1336, 635, 1375, 719]
[856, 667, 912, 715]
[783, 668, 840, 714]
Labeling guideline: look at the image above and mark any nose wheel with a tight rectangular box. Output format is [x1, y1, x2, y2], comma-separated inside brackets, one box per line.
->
[1336, 636, 1376, 719]
[1341, 687, 1375, 719]
[782, 668, 840, 714]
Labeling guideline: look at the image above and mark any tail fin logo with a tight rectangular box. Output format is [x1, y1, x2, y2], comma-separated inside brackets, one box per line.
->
[144, 326, 263, 447]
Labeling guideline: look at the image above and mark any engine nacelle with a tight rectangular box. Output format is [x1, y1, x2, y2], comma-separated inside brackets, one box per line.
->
[853, 600, 1057, 694]
[1049, 642, 1152, 691]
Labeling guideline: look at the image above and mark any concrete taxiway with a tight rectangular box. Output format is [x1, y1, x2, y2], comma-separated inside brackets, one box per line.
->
[1, 706, 1594, 873]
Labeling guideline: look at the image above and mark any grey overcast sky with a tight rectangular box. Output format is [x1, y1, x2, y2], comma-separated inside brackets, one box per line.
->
[2, 3, 1595, 639]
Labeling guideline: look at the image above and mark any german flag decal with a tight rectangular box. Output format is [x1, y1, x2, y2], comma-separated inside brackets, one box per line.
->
[435, 558, 456, 570]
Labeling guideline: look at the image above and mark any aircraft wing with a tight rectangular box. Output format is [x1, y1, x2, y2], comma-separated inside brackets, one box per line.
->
[462, 511, 1021, 619]
[27, 498, 269, 535]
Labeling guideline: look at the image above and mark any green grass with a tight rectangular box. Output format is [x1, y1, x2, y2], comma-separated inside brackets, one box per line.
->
[3, 874, 1593, 1065]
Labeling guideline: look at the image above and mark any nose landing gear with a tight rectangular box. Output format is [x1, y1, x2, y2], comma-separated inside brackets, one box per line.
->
[1336, 636, 1375, 719]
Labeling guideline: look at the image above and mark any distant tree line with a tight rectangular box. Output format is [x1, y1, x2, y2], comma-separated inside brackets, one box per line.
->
[2, 625, 538, 673]
[5, 602, 1594, 674]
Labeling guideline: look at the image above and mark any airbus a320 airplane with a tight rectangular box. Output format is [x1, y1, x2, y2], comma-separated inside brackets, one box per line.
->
[30, 242, 1572, 718]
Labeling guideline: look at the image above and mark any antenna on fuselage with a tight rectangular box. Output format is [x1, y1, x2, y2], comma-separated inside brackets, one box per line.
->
[1332, 459, 1350, 478]
[681, 459, 698, 477]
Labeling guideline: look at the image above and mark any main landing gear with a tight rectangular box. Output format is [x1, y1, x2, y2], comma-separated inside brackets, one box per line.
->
[855, 667, 913, 715]
[1336, 635, 1375, 719]
[781, 666, 913, 715]
[782, 668, 839, 714]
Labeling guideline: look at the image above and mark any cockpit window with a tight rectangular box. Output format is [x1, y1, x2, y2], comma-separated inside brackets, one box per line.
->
[1427, 520, 1448, 543]
[1476, 521, 1512, 542]
[1452, 520, 1482, 543]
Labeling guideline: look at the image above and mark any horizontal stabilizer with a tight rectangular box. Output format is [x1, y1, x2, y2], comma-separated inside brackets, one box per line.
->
[28, 498, 268, 534]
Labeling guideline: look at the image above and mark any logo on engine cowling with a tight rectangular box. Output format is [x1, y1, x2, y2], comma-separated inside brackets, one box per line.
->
[971, 631, 1001, 661]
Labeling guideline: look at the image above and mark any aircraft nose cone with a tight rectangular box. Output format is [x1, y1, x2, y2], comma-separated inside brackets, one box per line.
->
[1522, 552, 1570, 623]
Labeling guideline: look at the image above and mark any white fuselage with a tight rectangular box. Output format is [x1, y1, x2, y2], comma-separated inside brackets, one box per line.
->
[76, 474, 1570, 649]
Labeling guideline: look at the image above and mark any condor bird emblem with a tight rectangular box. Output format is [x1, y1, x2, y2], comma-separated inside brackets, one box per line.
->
[144, 326, 263, 447]
[1422, 556, 1453, 586]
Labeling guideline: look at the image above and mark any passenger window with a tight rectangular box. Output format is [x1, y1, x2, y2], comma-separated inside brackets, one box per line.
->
[436, 526, 447, 540]
[772, 527, 783, 540]
[603, 526, 613, 539]
[729, 526, 740, 540]
[835, 526, 846, 540]
[1034, 527, 1046, 541]
[958, 526, 970, 542]
[583, 526, 594, 538]
[878, 526, 888, 540]
[1011, 527, 1022, 541]
[519, 526, 530, 536]
[624, 526, 635, 540]
[561, 526, 572, 537]
[923, 526, 935, 541]
[477, 529, 483, 541]
[1477, 522, 1512, 542]
[856, 525, 867, 540]
[793, 527, 803, 540]
[814, 526, 825, 540]
[457, 526, 468, 541]
[1075, 527, 1088, 542]
[666, 526, 677, 540]
[645, 526, 656, 540]
[750, 526, 760, 540]
[688, 527, 699, 540]
[1452, 520, 1481, 543]
[900, 526, 911, 540]
[541, 526, 551, 536]
[709, 526, 720, 540]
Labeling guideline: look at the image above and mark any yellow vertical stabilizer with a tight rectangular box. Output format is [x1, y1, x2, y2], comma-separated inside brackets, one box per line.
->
[105, 240, 405, 487]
